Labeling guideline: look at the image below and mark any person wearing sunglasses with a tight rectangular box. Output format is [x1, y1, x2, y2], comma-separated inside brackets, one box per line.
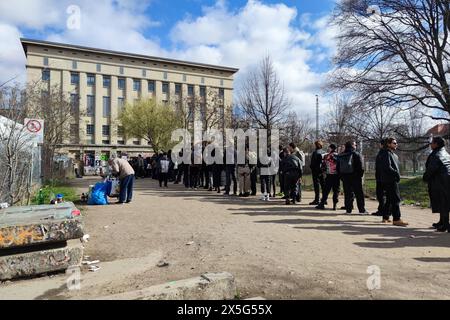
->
[378, 137, 408, 226]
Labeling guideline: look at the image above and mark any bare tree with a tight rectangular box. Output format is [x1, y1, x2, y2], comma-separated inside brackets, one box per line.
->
[26, 83, 76, 181]
[323, 95, 354, 146]
[280, 111, 315, 148]
[0, 85, 35, 205]
[239, 56, 291, 135]
[330, 0, 450, 122]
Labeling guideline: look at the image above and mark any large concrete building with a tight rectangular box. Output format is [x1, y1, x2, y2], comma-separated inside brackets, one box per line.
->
[21, 38, 238, 172]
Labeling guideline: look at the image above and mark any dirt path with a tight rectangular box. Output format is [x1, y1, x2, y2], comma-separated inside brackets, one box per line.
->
[1, 176, 450, 300]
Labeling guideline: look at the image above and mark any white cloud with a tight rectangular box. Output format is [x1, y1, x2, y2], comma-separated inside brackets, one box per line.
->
[0, 0, 337, 117]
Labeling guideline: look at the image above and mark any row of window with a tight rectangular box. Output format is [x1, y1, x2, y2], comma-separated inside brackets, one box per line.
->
[84, 124, 124, 136]
[47, 70, 224, 97]
[42, 57, 226, 86]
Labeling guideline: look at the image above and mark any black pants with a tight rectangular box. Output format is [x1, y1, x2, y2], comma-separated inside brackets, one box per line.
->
[261, 175, 271, 194]
[284, 172, 299, 202]
[296, 181, 302, 202]
[341, 174, 365, 213]
[190, 166, 200, 188]
[225, 165, 237, 194]
[213, 165, 222, 189]
[250, 167, 257, 195]
[159, 173, 168, 187]
[271, 174, 276, 196]
[279, 172, 285, 194]
[381, 182, 401, 221]
[376, 181, 386, 213]
[183, 165, 190, 187]
[312, 172, 325, 202]
[320, 174, 340, 205]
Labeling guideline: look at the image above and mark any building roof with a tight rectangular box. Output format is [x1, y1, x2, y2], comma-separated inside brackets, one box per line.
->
[20, 38, 239, 74]
[427, 123, 450, 137]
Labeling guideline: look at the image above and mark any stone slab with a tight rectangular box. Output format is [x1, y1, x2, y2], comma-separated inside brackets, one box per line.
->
[95, 272, 236, 300]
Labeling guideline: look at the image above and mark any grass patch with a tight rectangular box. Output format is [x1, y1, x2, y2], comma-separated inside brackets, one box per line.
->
[364, 177, 429, 208]
[31, 183, 79, 205]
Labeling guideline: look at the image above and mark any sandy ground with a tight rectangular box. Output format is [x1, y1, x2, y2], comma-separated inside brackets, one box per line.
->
[1, 176, 450, 300]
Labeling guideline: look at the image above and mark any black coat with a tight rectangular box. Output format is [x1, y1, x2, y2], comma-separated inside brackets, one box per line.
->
[376, 148, 400, 184]
[310, 149, 324, 174]
[281, 155, 303, 178]
[423, 147, 450, 213]
[337, 149, 364, 177]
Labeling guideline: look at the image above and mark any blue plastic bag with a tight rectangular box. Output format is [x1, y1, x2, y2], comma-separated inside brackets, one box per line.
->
[88, 182, 109, 205]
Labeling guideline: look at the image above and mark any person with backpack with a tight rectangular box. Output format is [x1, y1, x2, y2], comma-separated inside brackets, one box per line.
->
[316, 144, 340, 211]
[289, 143, 305, 203]
[310, 141, 325, 205]
[281, 147, 303, 205]
[337, 141, 368, 214]
[159, 153, 170, 188]
[377, 137, 408, 226]
[423, 136, 450, 232]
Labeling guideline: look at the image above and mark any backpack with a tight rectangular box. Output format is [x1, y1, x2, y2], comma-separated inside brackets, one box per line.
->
[339, 153, 354, 174]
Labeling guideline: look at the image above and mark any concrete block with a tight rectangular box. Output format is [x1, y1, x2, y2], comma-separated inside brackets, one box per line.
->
[0, 240, 84, 281]
[95, 272, 236, 300]
[0, 219, 84, 249]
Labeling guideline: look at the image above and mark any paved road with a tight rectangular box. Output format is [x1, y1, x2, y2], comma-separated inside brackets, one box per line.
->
[1, 177, 450, 299]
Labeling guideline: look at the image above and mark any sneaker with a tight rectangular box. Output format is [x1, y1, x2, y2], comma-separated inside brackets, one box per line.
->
[436, 225, 449, 232]
[372, 211, 383, 216]
[309, 201, 319, 205]
[285, 199, 291, 205]
[393, 220, 409, 227]
[260, 196, 267, 201]
[315, 204, 325, 210]
[432, 222, 443, 229]
[360, 210, 370, 215]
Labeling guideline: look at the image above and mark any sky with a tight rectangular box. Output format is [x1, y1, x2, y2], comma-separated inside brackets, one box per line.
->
[0, 0, 338, 116]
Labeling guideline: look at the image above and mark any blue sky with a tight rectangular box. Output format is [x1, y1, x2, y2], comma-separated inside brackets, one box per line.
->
[0, 0, 338, 115]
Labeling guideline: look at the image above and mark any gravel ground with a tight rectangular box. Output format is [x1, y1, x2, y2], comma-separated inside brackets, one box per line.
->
[1, 176, 450, 300]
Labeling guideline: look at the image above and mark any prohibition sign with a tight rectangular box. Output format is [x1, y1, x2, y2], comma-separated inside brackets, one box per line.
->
[26, 119, 42, 133]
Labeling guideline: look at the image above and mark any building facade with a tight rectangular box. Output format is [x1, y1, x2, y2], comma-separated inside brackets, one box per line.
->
[21, 38, 238, 172]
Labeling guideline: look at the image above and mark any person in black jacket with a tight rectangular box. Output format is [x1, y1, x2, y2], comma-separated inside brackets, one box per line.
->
[281, 148, 303, 205]
[374, 140, 388, 216]
[309, 140, 325, 205]
[337, 141, 367, 214]
[423, 137, 450, 232]
[378, 138, 408, 226]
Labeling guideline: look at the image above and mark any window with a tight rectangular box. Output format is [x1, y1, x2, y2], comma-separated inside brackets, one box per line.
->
[118, 126, 125, 136]
[200, 86, 206, 97]
[87, 95, 95, 116]
[118, 140, 125, 145]
[103, 76, 111, 88]
[219, 88, 224, 98]
[72, 60, 78, 69]
[133, 140, 141, 145]
[103, 96, 111, 117]
[188, 85, 194, 97]
[102, 125, 110, 136]
[163, 72, 168, 80]
[102, 140, 110, 145]
[118, 78, 125, 90]
[118, 97, 125, 112]
[183, 74, 187, 82]
[86, 124, 94, 135]
[87, 74, 95, 86]
[96, 64, 101, 72]
[42, 69, 50, 81]
[70, 94, 79, 114]
[201, 77, 205, 84]
[43, 57, 49, 66]
[133, 79, 141, 91]
[142, 69, 146, 77]
[162, 82, 169, 94]
[70, 72, 79, 85]
[119, 66, 124, 75]
[175, 83, 181, 95]
[220, 79, 224, 86]
[148, 80, 155, 92]
[200, 103, 206, 121]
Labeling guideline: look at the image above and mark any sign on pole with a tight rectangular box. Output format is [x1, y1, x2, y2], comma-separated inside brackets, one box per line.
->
[24, 118, 44, 144]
